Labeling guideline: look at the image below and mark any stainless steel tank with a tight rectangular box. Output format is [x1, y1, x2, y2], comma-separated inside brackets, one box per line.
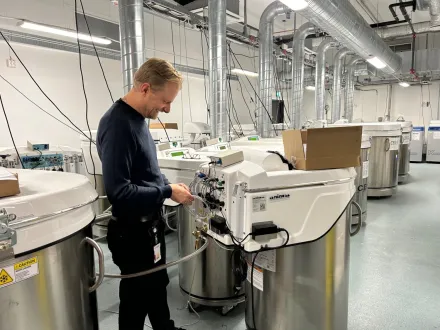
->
[0, 170, 101, 330]
[0, 226, 99, 330]
[397, 121, 412, 183]
[352, 134, 371, 225]
[362, 123, 402, 197]
[177, 206, 245, 307]
[245, 210, 351, 330]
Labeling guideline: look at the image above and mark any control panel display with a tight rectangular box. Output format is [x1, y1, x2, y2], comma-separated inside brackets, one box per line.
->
[170, 151, 184, 157]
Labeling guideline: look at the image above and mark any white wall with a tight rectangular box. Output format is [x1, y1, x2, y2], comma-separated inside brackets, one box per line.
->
[0, 1, 258, 149]
[353, 83, 440, 126]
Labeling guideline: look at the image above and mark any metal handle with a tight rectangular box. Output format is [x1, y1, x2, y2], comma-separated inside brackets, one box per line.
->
[83, 237, 105, 293]
[350, 201, 363, 237]
[385, 138, 391, 152]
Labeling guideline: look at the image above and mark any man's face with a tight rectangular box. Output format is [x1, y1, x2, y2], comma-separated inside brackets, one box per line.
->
[138, 82, 180, 119]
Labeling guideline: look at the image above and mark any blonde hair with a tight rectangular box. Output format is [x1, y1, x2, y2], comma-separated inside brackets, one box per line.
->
[134, 58, 182, 90]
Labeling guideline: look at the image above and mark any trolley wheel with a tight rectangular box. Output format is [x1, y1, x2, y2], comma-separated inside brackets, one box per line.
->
[220, 304, 236, 316]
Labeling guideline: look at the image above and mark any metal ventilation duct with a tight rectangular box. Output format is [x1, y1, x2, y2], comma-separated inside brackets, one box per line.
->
[119, 0, 145, 94]
[332, 48, 353, 123]
[209, 0, 228, 140]
[416, 0, 440, 26]
[376, 21, 440, 38]
[315, 38, 337, 121]
[258, 1, 288, 137]
[299, 0, 402, 74]
[290, 22, 316, 129]
[345, 56, 363, 122]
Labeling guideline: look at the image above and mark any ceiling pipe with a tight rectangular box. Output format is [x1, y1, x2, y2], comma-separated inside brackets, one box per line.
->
[345, 56, 364, 122]
[332, 48, 354, 123]
[315, 38, 338, 122]
[118, 0, 145, 94]
[298, 0, 402, 74]
[208, 0, 228, 140]
[258, 1, 289, 138]
[376, 20, 440, 38]
[290, 22, 316, 129]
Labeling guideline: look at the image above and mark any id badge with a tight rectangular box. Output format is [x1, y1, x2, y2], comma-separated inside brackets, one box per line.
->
[154, 243, 162, 264]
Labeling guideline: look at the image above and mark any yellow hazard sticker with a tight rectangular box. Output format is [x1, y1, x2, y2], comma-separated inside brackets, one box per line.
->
[0, 269, 13, 286]
[0, 257, 39, 289]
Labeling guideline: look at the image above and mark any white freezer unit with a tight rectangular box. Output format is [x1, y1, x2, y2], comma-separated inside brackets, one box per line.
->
[427, 121, 440, 162]
[410, 126, 425, 162]
[195, 160, 356, 252]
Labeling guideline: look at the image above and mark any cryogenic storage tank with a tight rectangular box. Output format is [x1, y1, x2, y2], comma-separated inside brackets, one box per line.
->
[0, 170, 101, 330]
[362, 123, 401, 197]
[426, 121, 440, 162]
[352, 134, 371, 224]
[397, 121, 412, 183]
[410, 126, 425, 162]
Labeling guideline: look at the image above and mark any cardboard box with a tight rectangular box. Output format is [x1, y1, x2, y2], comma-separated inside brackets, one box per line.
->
[282, 126, 362, 170]
[0, 169, 20, 198]
[149, 122, 179, 130]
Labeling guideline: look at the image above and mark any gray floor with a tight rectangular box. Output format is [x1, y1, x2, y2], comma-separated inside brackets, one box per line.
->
[97, 163, 440, 330]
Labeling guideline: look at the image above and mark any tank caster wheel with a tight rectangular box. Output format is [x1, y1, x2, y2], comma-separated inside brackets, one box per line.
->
[220, 305, 236, 316]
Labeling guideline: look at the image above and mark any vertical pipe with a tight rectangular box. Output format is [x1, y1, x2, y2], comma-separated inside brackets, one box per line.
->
[119, 0, 145, 94]
[290, 22, 315, 129]
[332, 48, 353, 123]
[315, 38, 337, 121]
[209, 0, 228, 140]
[344, 56, 363, 122]
[258, 1, 288, 137]
[386, 84, 393, 121]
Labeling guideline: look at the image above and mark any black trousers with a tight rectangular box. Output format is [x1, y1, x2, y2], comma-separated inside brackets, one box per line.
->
[107, 217, 175, 330]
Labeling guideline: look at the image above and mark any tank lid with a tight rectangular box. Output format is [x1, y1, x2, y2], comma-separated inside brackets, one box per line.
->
[361, 134, 371, 149]
[360, 122, 401, 131]
[0, 170, 97, 255]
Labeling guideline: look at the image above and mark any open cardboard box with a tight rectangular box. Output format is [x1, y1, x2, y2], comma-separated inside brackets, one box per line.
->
[149, 122, 178, 130]
[0, 168, 20, 198]
[282, 126, 362, 170]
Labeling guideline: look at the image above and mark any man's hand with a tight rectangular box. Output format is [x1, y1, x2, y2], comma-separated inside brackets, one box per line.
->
[170, 183, 194, 205]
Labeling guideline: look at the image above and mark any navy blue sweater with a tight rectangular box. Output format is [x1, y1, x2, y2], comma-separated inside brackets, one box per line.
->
[97, 99, 172, 218]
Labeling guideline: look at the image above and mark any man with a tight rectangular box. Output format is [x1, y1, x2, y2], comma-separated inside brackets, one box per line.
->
[97, 58, 194, 330]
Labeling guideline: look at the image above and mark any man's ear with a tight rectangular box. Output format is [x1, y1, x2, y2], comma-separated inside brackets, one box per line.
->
[140, 82, 151, 95]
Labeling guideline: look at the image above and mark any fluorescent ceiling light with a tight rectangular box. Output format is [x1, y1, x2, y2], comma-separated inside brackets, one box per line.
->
[231, 68, 258, 77]
[305, 85, 315, 91]
[279, 0, 309, 10]
[18, 20, 112, 45]
[399, 82, 410, 87]
[367, 56, 386, 69]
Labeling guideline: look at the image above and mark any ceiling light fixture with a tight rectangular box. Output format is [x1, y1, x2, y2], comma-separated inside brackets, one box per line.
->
[366, 56, 387, 69]
[231, 68, 258, 77]
[305, 85, 315, 91]
[18, 20, 112, 45]
[279, 0, 309, 10]
[399, 81, 410, 87]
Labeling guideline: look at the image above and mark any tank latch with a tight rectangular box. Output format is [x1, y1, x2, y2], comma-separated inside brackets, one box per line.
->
[0, 208, 17, 262]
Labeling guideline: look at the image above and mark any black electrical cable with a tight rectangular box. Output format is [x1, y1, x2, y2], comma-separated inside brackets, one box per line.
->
[226, 51, 243, 137]
[170, 22, 176, 67]
[227, 51, 244, 133]
[0, 94, 24, 169]
[77, 0, 114, 103]
[157, 117, 171, 142]
[0, 74, 88, 138]
[0, 30, 94, 144]
[228, 44, 278, 136]
[74, 2, 97, 190]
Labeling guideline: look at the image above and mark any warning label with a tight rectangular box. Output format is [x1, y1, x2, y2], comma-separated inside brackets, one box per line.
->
[0, 269, 13, 286]
[252, 196, 267, 213]
[0, 257, 39, 289]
